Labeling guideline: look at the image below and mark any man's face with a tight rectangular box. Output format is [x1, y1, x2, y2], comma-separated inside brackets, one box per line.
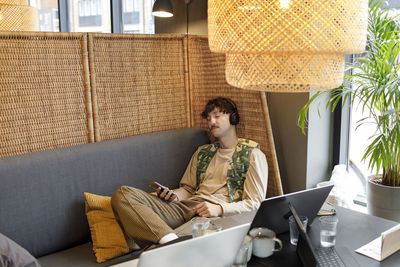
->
[206, 108, 232, 138]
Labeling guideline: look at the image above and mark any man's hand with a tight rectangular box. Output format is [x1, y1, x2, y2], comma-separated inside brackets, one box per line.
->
[156, 187, 178, 202]
[193, 202, 223, 217]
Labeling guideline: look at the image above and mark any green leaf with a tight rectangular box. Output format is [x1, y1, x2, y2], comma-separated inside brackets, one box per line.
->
[297, 92, 324, 134]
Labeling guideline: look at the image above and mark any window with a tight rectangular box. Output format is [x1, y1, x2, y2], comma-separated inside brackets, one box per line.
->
[31, 0, 60, 32]
[2, 0, 155, 34]
[69, 0, 111, 33]
[349, 3, 400, 178]
[122, 0, 155, 34]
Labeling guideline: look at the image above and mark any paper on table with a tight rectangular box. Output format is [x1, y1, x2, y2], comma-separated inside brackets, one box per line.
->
[356, 224, 400, 261]
[356, 236, 383, 261]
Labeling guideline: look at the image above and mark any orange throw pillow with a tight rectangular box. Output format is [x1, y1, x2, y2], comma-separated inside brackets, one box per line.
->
[84, 192, 139, 263]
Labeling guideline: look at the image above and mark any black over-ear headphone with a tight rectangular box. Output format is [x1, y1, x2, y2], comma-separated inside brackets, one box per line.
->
[225, 98, 240, 125]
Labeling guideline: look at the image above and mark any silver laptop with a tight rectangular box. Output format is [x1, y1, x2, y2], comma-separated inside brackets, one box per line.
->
[136, 223, 250, 267]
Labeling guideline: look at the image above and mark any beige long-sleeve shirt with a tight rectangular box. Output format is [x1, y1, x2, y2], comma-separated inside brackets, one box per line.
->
[178, 144, 268, 216]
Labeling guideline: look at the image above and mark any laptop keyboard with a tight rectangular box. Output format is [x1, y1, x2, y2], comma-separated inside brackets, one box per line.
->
[315, 247, 346, 267]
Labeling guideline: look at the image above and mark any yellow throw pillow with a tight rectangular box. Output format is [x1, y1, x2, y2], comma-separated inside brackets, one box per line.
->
[84, 192, 139, 263]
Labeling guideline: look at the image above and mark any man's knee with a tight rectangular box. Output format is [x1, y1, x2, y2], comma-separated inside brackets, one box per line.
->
[111, 186, 146, 211]
[111, 185, 120, 201]
[111, 186, 124, 214]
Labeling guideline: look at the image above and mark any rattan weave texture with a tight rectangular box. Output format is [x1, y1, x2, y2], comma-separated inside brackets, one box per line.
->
[188, 36, 283, 197]
[208, 0, 368, 53]
[88, 34, 189, 141]
[0, 0, 28, 4]
[225, 53, 344, 91]
[208, 0, 368, 91]
[0, 3, 38, 31]
[0, 32, 94, 157]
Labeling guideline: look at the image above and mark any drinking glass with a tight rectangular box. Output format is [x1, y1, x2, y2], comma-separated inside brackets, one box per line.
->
[289, 215, 308, 245]
[191, 217, 210, 238]
[319, 216, 339, 247]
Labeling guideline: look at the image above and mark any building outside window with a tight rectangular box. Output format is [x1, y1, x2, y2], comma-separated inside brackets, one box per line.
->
[29, 0, 60, 32]
[25, 0, 154, 33]
[122, 0, 154, 34]
[69, 0, 111, 33]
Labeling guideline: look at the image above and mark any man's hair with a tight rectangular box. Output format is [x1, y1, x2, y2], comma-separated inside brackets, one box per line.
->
[201, 97, 238, 119]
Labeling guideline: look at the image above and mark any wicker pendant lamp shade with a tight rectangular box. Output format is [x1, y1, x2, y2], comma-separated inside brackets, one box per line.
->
[0, 0, 38, 31]
[208, 0, 368, 92]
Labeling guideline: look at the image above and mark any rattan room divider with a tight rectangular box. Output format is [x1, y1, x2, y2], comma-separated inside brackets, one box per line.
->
[87, 33, 189, 141]
[0, 32, 283, 197]
[0, 32, 94, 157]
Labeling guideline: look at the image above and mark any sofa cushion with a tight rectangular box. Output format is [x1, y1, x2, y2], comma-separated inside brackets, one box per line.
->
[0, 233, 40, 267]
[84, 192, 140, 263]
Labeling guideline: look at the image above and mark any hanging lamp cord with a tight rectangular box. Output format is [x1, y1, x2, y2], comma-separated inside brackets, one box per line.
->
[185, 0, 191, 35]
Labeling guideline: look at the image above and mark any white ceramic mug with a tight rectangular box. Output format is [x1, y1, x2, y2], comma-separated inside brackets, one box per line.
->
[249, 227, 283, 258]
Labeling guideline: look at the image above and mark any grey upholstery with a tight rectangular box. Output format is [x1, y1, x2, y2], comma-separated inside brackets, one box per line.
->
[0, 128, 208, 261]
[38, 242, 140, 267]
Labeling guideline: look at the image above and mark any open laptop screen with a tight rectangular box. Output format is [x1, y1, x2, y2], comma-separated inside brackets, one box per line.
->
[251, 185, 333, 234]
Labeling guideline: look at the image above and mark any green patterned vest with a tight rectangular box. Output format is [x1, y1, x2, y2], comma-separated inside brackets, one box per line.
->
[196, 139, 259, 202]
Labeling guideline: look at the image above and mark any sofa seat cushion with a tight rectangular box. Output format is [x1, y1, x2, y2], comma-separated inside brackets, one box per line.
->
[38, 242, 140, 267]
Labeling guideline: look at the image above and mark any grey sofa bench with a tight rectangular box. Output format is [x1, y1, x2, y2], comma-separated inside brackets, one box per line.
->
[0, 128, 209, 267]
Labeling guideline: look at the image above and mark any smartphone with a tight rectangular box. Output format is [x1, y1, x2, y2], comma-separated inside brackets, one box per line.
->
[149, 181, 176, 197]
[149, 181, 166, 190]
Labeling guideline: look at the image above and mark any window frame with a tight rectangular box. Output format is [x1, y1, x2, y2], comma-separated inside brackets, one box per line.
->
[332, 54, 353, 170]
[57, 0, 153, 33]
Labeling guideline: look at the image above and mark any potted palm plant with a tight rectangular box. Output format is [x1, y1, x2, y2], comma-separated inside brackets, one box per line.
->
[298, 0, 400, 222]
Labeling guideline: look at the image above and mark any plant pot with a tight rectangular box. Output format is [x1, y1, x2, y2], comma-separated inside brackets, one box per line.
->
[367, 178, 400, 222]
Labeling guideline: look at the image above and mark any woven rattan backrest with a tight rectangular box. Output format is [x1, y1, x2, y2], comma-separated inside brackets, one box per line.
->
[88, 33, 189, 141]
[187, 36, 283, 197]
[0, 32, 94, 157]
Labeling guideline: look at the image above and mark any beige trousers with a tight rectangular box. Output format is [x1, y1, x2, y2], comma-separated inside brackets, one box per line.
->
[111, 186, 199, 247]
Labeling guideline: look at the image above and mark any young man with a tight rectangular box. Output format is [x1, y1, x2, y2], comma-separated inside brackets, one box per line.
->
[111, 97, 268, 247]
